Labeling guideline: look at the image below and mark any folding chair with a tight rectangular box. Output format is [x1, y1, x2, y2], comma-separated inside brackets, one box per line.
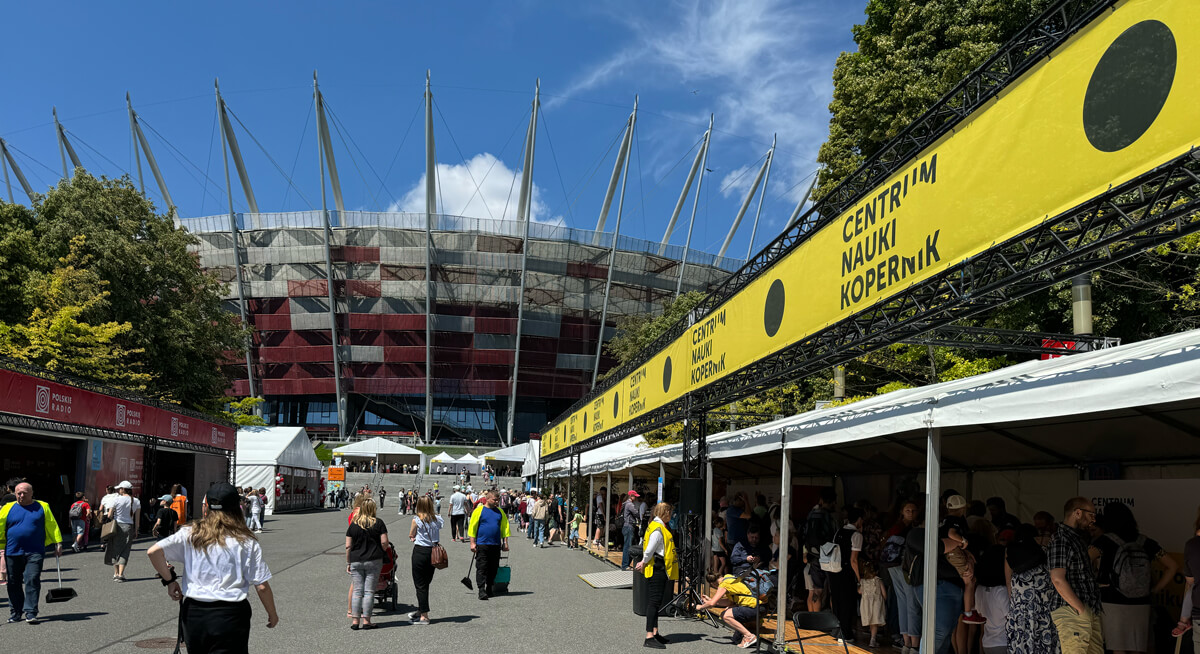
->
[791, 611, 850, 654]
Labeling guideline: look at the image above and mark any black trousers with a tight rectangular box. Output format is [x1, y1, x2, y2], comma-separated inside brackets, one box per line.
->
[450, 514, 465, 540]
[181, 598, 251, 654]
[475, 544, 501, 593]
[411, 545, 435, 613]
[829, 571, 858, 639]
[644, 562, 668, 632]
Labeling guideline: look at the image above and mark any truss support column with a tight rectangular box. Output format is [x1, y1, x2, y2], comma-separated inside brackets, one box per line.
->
[127, 94, 145, 195]
[774, 447, 791, 649]
[592, 110, 635, 242]
[676, 116, 712, 298]
[424, 70, 437, 445]
[718, 146, 772, 259]
[507, 80, 539, 447]
[745, 135, 775, 260]
[127, 94, 176, 212]
[920, 426, 942, 641]
[659, 123, 709, 255]
[588, 472, 595, 551]
[314, 72, 346, 442]
[1073, 274, 1093, 339]
[592, 97, 638, 388]
[216, 80, 257, 403]
[0, 139, 34, 203]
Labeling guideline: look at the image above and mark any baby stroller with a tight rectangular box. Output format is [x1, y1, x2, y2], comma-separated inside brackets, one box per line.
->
[373, 542, 399, 611]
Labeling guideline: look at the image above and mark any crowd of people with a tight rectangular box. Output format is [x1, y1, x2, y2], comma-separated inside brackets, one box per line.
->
[704, 487, 1190, 654]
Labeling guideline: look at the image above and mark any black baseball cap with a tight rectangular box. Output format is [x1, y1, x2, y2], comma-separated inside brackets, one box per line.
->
[205, 482, 241, 513]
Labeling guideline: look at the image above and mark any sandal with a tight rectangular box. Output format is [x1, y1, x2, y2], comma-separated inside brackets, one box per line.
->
[1173, 620, 1193, 638]
[739, 636, 758, 649]
[361, 622, 377, 630]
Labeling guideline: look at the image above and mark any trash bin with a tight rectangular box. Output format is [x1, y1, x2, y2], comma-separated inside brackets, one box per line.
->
[630, 546, 646, 615]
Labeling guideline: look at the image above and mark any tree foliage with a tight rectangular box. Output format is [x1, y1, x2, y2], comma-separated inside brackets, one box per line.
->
[0, 172, 245, 409]
[222, 396, 268, 426]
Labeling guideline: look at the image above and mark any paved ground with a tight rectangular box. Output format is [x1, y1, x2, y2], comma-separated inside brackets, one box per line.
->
[2, 509, 742, 653]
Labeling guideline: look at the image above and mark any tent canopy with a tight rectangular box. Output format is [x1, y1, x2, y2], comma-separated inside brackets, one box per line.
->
[429, 451, 456, 464]
[333, 437, 422, 458]
[548, 329, 1200, 477]
[456, 453, 481, 464]
[237, 426, 322, 470]
[482, 443, 528, 463]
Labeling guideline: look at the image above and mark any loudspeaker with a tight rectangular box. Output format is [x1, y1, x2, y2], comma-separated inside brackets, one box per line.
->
[678, 477, 704, 518]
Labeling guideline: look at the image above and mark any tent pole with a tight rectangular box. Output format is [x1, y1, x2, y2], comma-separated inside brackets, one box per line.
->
[658, 461, 665, 504]
[589, 474, 595, 550]
[921, 426, 942, 642]
[605, 471, 612, 559]
[774, 447, 791, 647]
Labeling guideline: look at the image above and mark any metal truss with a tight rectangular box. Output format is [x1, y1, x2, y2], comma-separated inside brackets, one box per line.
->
[544, 149, 1200, 462]
[0, 357, 236, 430]
[544, 0, 1117, 443]
[903, 325, 1121, 355]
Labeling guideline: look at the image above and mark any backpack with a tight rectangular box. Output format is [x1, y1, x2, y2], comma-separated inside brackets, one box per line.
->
[819, 540, 843, 573]
[69, 502, 85, 519]
[902, 539, 923, 585]
[804, 508, 834, 558]
[1108, 533, 1151, 598]
[882, 533, 907, 565]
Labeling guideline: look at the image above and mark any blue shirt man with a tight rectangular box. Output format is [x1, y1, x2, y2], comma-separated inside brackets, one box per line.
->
[0, 483, 63, 623]
[468, 491, 510, 599]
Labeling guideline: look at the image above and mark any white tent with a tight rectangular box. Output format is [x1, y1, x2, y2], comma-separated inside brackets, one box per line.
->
[455, 453, 482, 475]
[236, 426, 322, 515]
[333, 437, 422, 460]
[429, 451, 456, 475]
[482, 443, 528, 465]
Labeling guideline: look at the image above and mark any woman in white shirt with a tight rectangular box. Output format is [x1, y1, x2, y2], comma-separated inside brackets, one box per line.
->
[247, 490, 264, 534]
[634, 502, 677, 649]
[408, 495, 444, 625]
[147, 482, 279, 653]
[105, 481, 140, 581]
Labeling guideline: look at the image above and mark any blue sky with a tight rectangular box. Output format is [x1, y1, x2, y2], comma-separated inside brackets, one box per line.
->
[0, 1, 865, 260]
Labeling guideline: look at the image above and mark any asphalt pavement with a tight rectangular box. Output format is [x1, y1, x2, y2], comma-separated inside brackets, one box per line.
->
[1, 508, 739, 653]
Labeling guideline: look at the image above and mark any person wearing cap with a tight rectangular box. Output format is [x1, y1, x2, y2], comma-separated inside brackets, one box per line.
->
[449, 485, 469, 543]
[1, 482, 63, 624]
[620, 490, 644, 570]
[942, 494, 986, 625]
[152, 495, 180, 539]
[105, 480, 141, 582]
[147, 482, 278, 652]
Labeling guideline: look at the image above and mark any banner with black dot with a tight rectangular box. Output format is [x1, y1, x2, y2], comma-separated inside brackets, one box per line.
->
[542, 0, 1198, 458]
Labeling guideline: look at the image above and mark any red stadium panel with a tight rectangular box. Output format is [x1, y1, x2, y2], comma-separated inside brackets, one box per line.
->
[382, 314, 426, 330]
[347, 314, 383, 330]
[255, 314, 292, 331]
[345, 280, 381, 297]
[475, 317, 517, 334]
[383, 346, 426, 362]
[333, 246, 380, 263]
[258, 346, 333, 363]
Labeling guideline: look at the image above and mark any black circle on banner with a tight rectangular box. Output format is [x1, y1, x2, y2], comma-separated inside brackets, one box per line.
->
[1083, 20, 1176, 152]
[583, 411, 588, 433]
[764, 279, 785, 337]
[663, 357, 673, 393]
[613, 392, 619, 418]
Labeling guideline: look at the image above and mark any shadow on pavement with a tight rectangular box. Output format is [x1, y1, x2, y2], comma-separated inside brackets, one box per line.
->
[50, 611, 108, 622]
[432, 614, 478, 624]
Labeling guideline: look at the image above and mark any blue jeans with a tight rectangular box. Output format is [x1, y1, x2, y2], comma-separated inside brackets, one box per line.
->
[913, 580, 963, 654]
[621, 524, 636, 569]
[888, 566, 918, 637]
[533, 519, 546, 545]
[6, 552, 45, 620]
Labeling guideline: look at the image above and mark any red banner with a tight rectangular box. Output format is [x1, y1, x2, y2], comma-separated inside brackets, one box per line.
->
[0, 368, 235, 450]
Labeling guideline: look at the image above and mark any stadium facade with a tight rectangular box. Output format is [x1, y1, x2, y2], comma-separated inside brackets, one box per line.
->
[182, 210, 740, 446]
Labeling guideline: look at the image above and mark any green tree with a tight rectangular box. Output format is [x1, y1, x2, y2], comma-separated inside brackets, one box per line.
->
[604, 291, 706, 371]
[222, 396, 268, 426]
[0, 172, 246, 408]
[0, 235, 152, 389]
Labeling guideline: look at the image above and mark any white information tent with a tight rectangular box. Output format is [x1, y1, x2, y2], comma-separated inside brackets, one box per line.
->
[482, 443, 527, 475]
[455, 453, 482, 475]
[333, 437, 422, 469]
[236, 426, 323, 515]
[429, 451, 457, 474]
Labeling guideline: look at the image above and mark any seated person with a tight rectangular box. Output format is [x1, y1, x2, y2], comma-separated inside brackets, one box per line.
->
[730, 527, 771, 574]
[698, 573, 762, 650]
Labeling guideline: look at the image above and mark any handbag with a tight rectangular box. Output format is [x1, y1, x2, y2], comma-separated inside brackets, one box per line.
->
[100, 519, 115, 542]
[431, 543, 449, 569]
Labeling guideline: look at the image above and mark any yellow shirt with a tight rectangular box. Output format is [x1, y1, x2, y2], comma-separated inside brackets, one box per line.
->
[642, 519, 678, 580]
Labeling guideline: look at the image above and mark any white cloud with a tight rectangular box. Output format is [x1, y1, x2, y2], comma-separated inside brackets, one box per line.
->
[390, 152, 560, 224]
[552, 0, 845, 206]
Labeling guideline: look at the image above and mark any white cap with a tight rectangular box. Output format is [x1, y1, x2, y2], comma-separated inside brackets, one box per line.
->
[453, 485, 460, 490]
[117, 480, 133, 490]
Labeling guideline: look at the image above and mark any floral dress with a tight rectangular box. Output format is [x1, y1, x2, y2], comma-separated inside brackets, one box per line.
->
[1006, 565, 1061, 654]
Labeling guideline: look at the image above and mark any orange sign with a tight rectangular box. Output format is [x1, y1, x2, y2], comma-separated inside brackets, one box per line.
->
[327, 466, 345, 481]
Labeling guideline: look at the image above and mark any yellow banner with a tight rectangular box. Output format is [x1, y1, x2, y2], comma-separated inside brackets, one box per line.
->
[543, 0, 1199, 458]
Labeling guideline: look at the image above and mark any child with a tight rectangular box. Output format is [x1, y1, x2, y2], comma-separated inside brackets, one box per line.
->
[712, 516, 728, 576]
[858, 561, 887, 647]
[569, 506, 584, 549]
[942, 495, 986, 624]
